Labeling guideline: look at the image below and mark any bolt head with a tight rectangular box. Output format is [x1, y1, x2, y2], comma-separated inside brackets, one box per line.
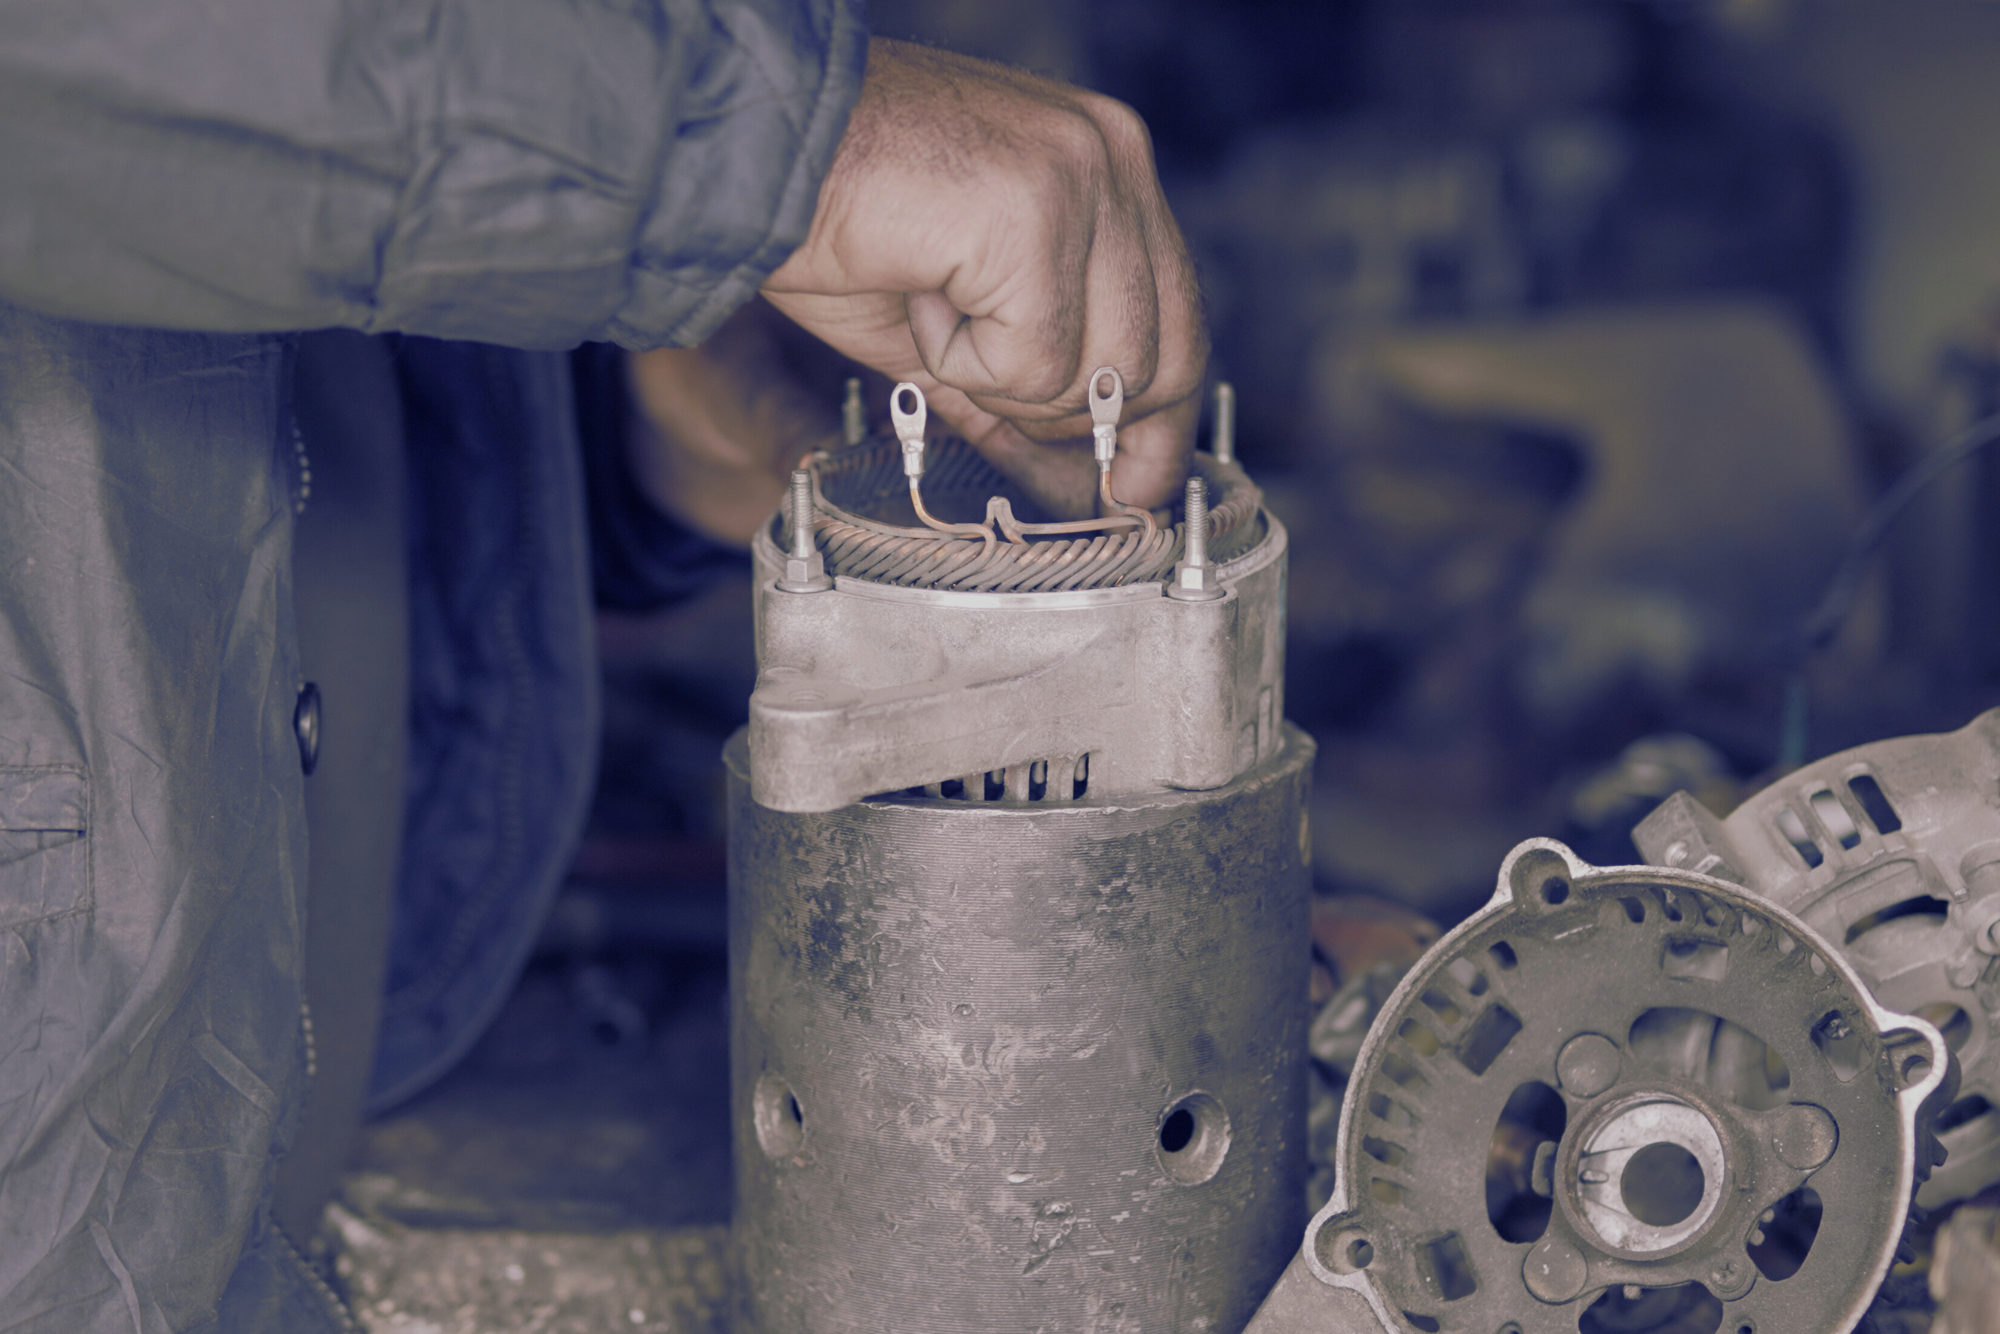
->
[777, 553, 832, 593]
[1168, 562, 1223, 601]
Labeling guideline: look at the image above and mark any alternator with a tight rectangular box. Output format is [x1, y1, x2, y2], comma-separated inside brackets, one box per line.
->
[1244, 840, 1953, 1334]
[1636, 708, 2000, 1206]
[729, 377, 1311, 1333]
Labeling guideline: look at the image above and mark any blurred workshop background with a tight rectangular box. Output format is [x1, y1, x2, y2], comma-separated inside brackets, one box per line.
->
[334, 4, 2000, 1329]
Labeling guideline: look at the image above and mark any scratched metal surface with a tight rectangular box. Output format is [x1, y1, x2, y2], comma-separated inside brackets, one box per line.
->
[726, 727, 1315, 1333]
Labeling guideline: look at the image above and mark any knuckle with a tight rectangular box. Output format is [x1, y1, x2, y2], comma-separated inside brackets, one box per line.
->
[1078, 93, 1153, 167]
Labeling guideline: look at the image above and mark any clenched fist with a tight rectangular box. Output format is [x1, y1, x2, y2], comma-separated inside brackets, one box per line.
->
[761, 40, 1206, 516]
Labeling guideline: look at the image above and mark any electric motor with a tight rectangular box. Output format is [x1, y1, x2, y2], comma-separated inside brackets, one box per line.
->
[727, 378, 1311, 1333]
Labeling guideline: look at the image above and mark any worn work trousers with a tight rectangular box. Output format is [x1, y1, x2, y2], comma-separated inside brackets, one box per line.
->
[0, 304, 348, 1331]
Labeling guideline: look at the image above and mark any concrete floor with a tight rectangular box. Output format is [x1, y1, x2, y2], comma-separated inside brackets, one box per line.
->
[331, 947, 733, 1333]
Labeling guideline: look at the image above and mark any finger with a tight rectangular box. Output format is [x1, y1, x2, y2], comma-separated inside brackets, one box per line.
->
[1105, 392, 1198, 512]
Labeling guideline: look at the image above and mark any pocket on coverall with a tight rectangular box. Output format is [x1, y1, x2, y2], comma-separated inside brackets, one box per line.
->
[0, 765, 90, 926]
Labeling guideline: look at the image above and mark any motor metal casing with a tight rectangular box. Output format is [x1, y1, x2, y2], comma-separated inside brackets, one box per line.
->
[726, 731, 1312, 1333]
[728, 443, 1308, 1332]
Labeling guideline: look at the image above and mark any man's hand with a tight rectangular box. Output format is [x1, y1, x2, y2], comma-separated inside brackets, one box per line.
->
[761, 40, 1206, 516]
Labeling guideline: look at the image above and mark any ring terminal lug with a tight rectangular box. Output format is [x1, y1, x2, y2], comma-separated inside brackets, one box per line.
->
[891, 381, 928, 480]
[1089, 365, 1123, 474]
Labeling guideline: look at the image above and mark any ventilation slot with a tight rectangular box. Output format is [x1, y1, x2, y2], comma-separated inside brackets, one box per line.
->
[1847, 773, 1901, 834]
[1454, 1004, 1523, 1076]
[1775, 808, 1824, 869]
[1808, 790, 1861, 849]
[1416, 1233, 1477, 1302]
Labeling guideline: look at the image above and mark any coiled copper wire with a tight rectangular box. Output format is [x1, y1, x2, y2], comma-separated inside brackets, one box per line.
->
[798, 436, 1260, 593]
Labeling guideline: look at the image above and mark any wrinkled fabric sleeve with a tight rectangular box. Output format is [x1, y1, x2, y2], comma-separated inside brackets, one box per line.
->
[0, 0, 867, 350]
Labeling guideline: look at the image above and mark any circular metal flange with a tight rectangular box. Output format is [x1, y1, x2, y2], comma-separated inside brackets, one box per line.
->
[1297, 839, 1953, 1334]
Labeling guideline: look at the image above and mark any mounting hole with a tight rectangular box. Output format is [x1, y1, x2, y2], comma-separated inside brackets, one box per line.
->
[1312, 1221, 1374, 1274]
[1155, 1091, 1230, 1185]
[752, 1071, 806, 1160]
[1508, 848, 1572, 909]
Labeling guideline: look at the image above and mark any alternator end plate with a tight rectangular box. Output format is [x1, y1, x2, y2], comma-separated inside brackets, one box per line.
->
[1247, 839, 1953, 1334]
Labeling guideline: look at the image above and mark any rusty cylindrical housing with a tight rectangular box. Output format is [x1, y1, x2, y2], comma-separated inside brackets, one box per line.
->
[725, 727, 1313, 1333]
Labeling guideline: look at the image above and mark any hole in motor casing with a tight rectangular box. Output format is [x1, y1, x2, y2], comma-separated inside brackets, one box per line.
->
[1156, 1091, 1231, 1185]
[752, 1071, 806, 1160]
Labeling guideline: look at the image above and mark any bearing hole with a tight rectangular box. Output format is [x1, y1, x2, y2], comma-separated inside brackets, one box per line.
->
[1621, 1142, 1705, 1226]
[1349, 1238, 1374, 1269]
[1155, 1091, 1230, 1185]
[1541, 876, 1570, 905]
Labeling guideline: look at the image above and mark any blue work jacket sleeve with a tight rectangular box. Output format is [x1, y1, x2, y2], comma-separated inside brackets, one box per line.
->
[0, 0, 867, 350]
